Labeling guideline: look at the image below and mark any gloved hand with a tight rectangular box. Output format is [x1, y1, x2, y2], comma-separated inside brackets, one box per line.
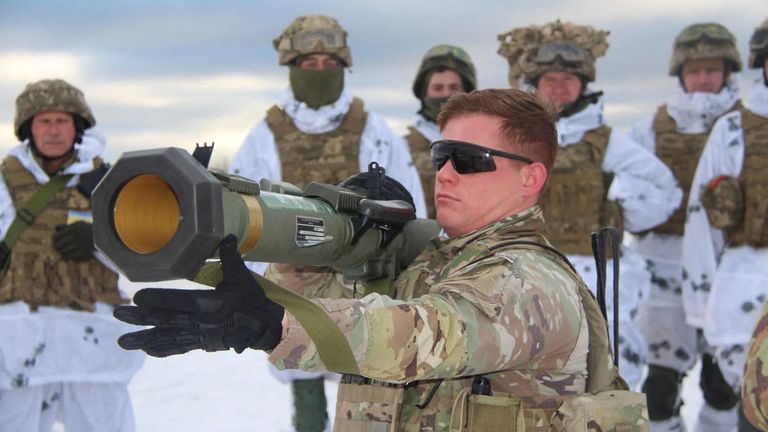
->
[53, 221, 94, 260]
[113, 235, 285, 357]
[701, 175, 743, 230]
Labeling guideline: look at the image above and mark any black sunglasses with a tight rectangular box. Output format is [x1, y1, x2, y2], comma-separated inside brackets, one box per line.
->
[430, 140, 534, 174]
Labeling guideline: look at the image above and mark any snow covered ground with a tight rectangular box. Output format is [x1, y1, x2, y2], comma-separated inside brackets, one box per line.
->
[117, 279, 704, 432]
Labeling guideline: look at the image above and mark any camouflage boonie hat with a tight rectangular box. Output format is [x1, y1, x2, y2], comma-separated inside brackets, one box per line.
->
[749, 18, 768, 69]
[412, 45, 477, 98]
[273, 15, 352, 66]
[14, 79, 95, 140]
[669, 22, 742, 76]
[498, 19, 609, 86]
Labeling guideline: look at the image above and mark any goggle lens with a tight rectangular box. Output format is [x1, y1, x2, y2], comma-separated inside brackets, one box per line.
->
[750, 28, 768, 51]
[678, 24, 733, 44]
[535, 41, 589, 65]
[292, 29, 344, 50]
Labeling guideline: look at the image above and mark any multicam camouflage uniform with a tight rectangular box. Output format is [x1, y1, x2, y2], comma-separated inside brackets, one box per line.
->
[268, 206, 643, 431]
[743, 300, 768, 431]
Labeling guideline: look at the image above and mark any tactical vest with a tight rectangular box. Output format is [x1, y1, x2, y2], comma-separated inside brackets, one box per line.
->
[650, 105, 713, 236]
[404, 127, 436, 219]
[333, 229, 645, 432]
[266, 98, 368, 188]
[0, 156, 123, 311]
[728, 108, 768, 247]
[539, 126, 621, 255]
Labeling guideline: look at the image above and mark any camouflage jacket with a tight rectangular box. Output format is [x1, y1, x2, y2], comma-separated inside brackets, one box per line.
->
[743, 299, 768, 431]
[269, 206, 589, 430]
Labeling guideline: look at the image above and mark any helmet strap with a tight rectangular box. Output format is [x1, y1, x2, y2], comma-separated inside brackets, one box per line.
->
[560, 90, 603, 118]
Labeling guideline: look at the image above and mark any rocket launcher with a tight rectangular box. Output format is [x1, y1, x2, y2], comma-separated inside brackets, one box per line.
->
[91, 147, 440, 282]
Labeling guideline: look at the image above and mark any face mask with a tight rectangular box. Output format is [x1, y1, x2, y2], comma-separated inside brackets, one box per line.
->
[289, 65, 345, 109]
[420, 96, 450, 122]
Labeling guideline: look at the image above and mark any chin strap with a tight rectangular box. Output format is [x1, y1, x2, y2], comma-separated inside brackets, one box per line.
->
[560, 91, 603, 118]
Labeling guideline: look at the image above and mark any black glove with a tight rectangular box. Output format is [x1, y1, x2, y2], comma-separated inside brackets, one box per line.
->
[52, 221, 94, 260]
[113, 235, 284, 357]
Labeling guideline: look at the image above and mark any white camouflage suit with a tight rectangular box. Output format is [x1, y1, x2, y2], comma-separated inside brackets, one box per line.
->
[682, 77, 768, 393]
[630, 76, 742, 432]
[0, 131, 144, 432]
[552, 92, 682, 391]
[229, 88, 426, 385]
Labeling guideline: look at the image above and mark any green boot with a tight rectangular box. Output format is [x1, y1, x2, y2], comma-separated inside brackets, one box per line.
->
[292, 377, 328, 432]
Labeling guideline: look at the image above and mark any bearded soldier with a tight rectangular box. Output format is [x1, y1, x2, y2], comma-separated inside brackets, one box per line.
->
[0, 80, 143, 431]
[497, 20, 682, 391]
[228, 15, 425, 431]
[628, 22, 744, 432]
[679, 18, 768, 432]
[405, 45, 476, 218]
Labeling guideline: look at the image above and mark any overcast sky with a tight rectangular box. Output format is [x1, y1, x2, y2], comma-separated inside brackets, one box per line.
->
[0, 0, 764, 167]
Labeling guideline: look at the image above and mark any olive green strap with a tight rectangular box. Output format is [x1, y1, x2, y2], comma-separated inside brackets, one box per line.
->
[0, 174, 74, 253]
[363, 277, 392, 296]
[193, 263, 361, 375]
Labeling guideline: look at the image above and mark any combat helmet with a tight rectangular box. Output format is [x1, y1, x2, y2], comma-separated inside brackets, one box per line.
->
[749, 18, 768, 69]
[498, 20, 609, 87]
[412, 45, 477, 99]
[273, 15, 352, 67]
[14, 79, 95, 140]
[669, 22, 742, 76]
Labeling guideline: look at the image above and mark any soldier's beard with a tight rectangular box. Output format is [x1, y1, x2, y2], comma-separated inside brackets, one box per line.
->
[289, 65, 345, 109]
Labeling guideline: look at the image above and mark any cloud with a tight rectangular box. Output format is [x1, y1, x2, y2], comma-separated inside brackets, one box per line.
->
[0, 51, 83, 85]
[86, 73, 286, 109]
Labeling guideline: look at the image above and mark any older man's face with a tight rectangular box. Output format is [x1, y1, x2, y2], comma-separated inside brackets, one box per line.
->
[31, 111, 76, 159]
[435, 114, 535, 238]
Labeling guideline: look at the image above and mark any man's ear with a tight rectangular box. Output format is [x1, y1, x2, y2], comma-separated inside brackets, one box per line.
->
[520, 162, 548, 199]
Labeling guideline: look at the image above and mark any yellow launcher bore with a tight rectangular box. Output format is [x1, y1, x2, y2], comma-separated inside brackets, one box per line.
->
[114, 174, 181, 254]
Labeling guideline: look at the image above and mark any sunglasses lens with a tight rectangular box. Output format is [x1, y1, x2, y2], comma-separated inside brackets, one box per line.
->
[451, 150, 495, 174]
[431, 154, 450, 171]
[431, 142, 495, 174]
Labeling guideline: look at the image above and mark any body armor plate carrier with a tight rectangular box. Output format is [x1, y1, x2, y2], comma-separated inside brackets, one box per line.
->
[0, 156, 122, 311]
[728, 108, 768, 247]
[539, 125, 621, 255]
[650, 105, 717, 236]
[404, 127, 436, 219]
[266, 98, 368, 188]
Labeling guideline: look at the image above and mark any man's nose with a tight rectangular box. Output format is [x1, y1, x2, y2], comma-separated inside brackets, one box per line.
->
[436, 160, 458, 184]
